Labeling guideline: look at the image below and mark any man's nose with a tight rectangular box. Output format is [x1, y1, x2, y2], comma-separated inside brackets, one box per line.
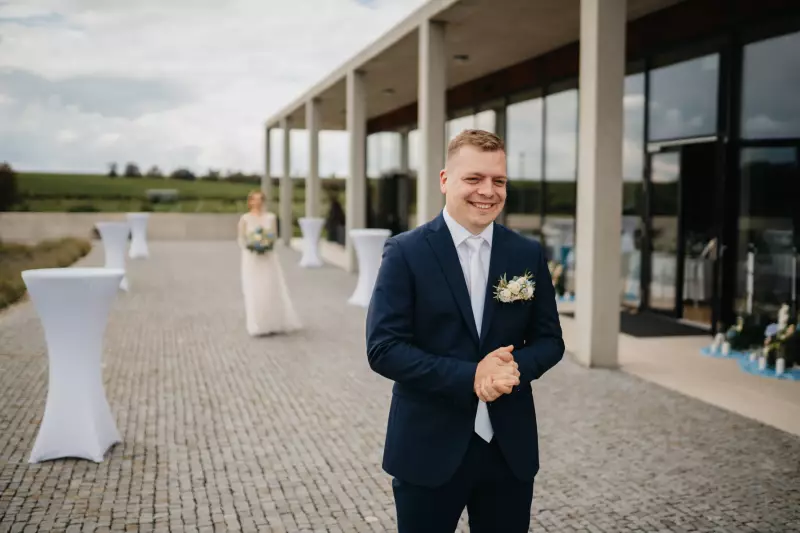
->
[477, 179, 493, 197]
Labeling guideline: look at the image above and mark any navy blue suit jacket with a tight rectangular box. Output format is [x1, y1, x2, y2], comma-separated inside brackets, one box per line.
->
[366, 213, 564, 488]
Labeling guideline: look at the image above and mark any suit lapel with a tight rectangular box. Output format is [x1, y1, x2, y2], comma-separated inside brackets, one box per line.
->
[426, 224, 480, 344]
[480, 224, 509, 347]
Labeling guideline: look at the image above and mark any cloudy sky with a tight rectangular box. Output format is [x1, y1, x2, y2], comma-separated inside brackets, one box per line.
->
[0, 0, 425, 176]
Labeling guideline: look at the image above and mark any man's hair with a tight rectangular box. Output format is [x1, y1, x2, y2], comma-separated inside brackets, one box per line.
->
[446, 129, 505, 161]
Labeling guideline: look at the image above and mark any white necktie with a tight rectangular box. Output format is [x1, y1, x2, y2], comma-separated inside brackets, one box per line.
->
[465, 237, 493, 443]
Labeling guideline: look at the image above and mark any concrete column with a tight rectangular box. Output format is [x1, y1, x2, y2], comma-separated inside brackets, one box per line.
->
[346, 69, 367, 272]
[263, 126, 272, 212]
[280, 117, 292, 245]
[574, 0, 626, 368]
[306, 98, 321, 218]
[399, 129, 410, 174]
[417, 19, 446, 226]
[494, 107, 509, 226]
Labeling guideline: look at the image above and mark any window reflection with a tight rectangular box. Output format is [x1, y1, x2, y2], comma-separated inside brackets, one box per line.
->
[648, 152, 681, 312]
[543, 88, 578, 293]
[622, 73, 646, 306]
[737, 147, 799, 315]
[649, 54, 718, 141]
[506, 98, 542, 180]
[367, 132, 401, 178]
[741, 30, 800, 139]
[408, 129, 419, 174]
[447, 114, 475, 142]
[475, 110, 496, 133]
[505, 96, 543, 233]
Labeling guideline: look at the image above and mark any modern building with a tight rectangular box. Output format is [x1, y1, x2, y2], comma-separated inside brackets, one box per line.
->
[264, 0, 800, 367]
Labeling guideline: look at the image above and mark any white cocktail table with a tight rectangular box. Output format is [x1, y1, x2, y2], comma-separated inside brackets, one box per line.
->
[298, 217, 325, 268]
[22, 267, 124, 463]
[348, 228, 391, 307]
[95, 221, 130, 291]
[126, 212, 150, 259]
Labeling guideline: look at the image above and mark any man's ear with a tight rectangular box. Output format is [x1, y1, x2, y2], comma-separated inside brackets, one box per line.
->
[439, 169, 447, 194]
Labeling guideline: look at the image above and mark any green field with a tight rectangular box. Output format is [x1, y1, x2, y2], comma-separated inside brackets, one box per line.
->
[17, 172, 256, 200]
[11, 172, 267, 213]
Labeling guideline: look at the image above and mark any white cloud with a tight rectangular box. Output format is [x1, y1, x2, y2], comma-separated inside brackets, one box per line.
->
[0, 0, 426, 174]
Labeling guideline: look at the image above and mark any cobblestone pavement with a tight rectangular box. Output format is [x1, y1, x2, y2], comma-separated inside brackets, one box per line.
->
[1, 241, 799, 533]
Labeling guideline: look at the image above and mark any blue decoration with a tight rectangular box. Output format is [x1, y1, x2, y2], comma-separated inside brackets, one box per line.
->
[699, 346, 749, 359]
[738, 358, 800, 381]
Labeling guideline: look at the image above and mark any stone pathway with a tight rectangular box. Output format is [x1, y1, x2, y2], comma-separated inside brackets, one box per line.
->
[1, 241, 798, 533]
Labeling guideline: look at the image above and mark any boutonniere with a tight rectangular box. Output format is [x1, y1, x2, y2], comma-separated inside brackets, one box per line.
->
[493, 270, 535, 303]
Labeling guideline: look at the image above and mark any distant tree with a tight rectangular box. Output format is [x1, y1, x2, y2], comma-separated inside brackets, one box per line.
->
[170, 168, 196, 181]
[146, 165, 163, 178]
[0, 162, 19, 211]
[204, 169, 221, 181]
[108, 162, 118, 178]
[226, 171, 259, 184]
[124, 162, 142, 178]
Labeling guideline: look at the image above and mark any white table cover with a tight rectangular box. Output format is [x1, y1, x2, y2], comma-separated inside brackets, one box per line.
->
[348, 228, 391, 307]
[126, 212, 150, 259]
[22, 267, 124, 463]
[298, 217, 325, 268]
[95, 221, 130, 291]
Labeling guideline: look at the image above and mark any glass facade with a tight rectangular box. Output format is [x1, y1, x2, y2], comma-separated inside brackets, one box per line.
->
[737, 29, 800, 318]
[648, 54, 719, 141]
[364, 17, 800, 333]
[741, 31, 800, 140]
[621, 73, 646, 306]
[737, 148, 799, 315]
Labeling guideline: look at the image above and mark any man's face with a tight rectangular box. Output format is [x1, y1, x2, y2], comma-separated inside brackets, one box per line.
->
[440, 145, 507, 234]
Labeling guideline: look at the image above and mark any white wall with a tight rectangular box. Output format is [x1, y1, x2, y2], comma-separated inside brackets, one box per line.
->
[0, 213, 241, 243]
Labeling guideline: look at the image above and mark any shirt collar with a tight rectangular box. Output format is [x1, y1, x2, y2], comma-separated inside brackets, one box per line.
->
[442, 206, 493, 248]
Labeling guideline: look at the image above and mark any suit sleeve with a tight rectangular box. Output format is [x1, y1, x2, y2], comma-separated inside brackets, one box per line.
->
[366, 237, 478, 408]
[512, 242, 565, 383]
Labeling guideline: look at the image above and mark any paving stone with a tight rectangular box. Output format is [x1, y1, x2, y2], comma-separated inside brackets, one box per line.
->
[0, 241, 798, 532]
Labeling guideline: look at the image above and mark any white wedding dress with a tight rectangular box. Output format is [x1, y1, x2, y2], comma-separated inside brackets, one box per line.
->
[237, 211, 302, 336]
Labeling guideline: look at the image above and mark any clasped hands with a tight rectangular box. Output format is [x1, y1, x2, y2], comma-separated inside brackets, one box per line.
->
[474, 345, 519, 403]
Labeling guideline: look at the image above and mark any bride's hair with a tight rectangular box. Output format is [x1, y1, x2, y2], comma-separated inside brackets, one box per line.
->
[247, 190, 267, 211]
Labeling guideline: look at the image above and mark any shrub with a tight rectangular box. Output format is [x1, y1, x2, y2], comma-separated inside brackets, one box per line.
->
[124, 163, 142, 178]
[0, 162, 19, 211]
[67, 204, 100, 212]
[0, 237, 92, 309]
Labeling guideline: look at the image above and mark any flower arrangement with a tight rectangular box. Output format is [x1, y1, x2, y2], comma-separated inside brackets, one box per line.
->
[245, 226, 275, 254]
[494, 271, 535, 303]
[723, 313, 770, 352]
[763, 304, 798, 370]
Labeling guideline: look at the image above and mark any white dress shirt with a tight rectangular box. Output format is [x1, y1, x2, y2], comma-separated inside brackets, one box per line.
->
[442, 207, 493, 309]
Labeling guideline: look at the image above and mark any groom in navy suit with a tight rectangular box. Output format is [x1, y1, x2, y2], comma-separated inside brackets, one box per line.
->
[366, 129, 564, 532]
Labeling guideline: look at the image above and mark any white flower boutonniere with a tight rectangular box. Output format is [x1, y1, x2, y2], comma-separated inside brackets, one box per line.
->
[494, 270, 535, 303]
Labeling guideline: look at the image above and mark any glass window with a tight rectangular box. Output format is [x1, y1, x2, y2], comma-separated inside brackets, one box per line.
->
[319, 130, 349, 179]
[543, 88, 578, 291]
[737, 147, 799, 316]
[648, 54, 719, 141]
[622, 73, 646, 306]
[367, 132, 401, 178]
[648, 151, 681, 312]
[475, 110, 496, 133]
[447, 114, 475, 142]
[408, 128, 419, 174]
[367, 133, 381, 179]
[506, 97, 542, 180]
[741, 30, 800, 139]
[505, 96, 543, 223]
[544, 88, 578, 183]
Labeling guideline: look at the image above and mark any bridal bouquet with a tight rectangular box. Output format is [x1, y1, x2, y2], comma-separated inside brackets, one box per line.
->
[245, 227, 275, 254]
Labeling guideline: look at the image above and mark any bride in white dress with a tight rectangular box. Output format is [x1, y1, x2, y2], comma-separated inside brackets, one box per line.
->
[237, 191, 302, 336]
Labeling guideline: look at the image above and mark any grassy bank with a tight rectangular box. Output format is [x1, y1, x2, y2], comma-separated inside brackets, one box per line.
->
[0, 238, 92, 309]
